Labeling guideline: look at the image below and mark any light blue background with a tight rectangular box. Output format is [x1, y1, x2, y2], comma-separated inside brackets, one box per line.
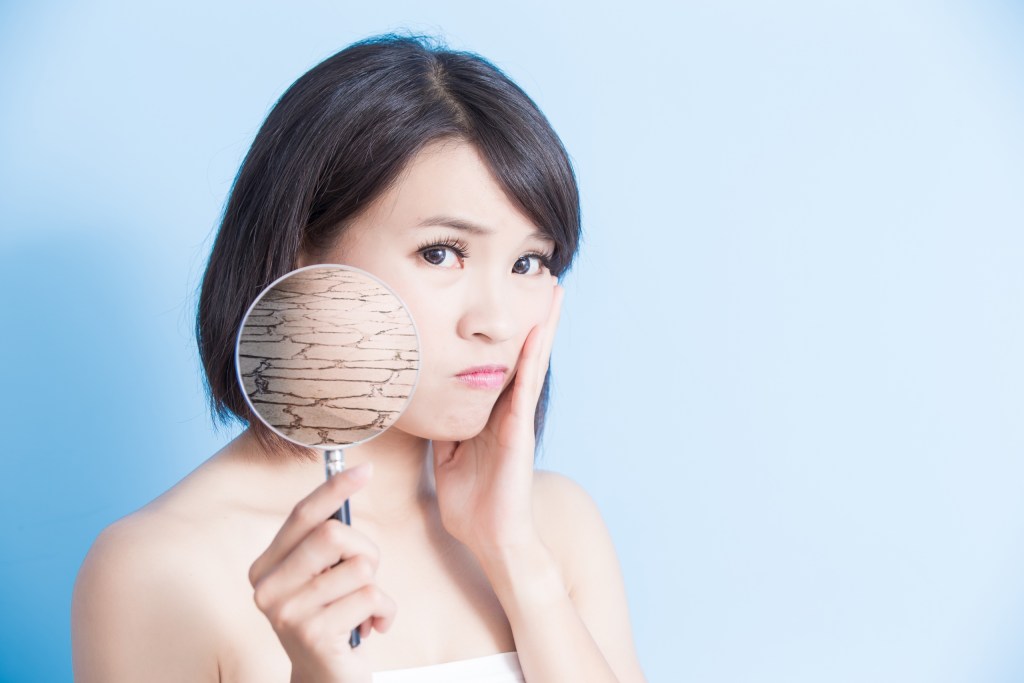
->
[2, 1, 1023, 681]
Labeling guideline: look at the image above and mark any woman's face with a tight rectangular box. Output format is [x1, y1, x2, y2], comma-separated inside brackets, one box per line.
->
[304, 139, 558, 441]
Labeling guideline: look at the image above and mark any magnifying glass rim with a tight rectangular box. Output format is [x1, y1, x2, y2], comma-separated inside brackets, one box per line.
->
[233, 262, 422, 451]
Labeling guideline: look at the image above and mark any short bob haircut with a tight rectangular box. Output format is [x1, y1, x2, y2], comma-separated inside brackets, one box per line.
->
[196, 33, 582, 459]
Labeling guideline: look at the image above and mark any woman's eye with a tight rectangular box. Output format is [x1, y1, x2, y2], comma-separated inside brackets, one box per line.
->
[512, 254, 549, 275]
[420, 245, 464, 268]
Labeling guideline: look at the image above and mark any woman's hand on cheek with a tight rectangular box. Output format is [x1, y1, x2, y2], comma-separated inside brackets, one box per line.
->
[432, 283, 565, 562]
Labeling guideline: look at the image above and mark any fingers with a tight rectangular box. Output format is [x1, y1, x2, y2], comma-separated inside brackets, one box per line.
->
[249, 462, 373, 588]
[534, 284, 565, 387]
[290, 583, 397, 649]
[263, 573, 397, 660]
[321, 584, 397, 637]
[249, 462, 396, 658]
[252, 518, 381, 610]
[510, 284, 564, 422]
[258, 550, 390, 632]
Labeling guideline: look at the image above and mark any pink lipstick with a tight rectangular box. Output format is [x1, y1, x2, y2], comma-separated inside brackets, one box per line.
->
[456, 365, 507, 390]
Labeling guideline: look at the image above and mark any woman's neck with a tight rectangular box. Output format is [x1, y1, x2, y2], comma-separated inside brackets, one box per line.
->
[224, 427, 436, 525]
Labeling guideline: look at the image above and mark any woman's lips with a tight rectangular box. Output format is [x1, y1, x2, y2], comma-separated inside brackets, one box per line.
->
[455, 365, 508, 390]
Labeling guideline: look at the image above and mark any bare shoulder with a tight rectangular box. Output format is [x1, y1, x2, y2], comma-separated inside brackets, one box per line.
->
[530, 470, 609, 591]
[532, 468, 594, 510]
[74, 503, 225, 621]
[531, 469, 648, 683]
[71, 462, 241, 683]
[531, 469, 605, 542]
[530, 471, 598, 537]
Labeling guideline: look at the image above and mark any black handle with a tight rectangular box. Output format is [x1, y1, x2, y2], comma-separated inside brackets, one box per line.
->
[329, 499, 360, 648]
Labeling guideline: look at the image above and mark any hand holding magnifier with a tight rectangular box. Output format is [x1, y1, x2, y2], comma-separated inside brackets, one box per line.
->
[234, 264, 420, 648]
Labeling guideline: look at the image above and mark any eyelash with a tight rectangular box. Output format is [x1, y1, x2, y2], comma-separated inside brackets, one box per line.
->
[417, 236, 471, 260]
[416, 236, 555, 272]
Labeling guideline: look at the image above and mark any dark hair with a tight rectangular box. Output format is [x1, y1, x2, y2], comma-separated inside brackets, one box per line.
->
[196, 33, 582, 459]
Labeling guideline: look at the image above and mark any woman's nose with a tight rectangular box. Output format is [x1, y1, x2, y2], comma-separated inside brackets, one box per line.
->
[455, 274, 516, 343]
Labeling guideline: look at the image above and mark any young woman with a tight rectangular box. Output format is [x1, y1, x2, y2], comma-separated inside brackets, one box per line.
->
[72, 33, 645, 683]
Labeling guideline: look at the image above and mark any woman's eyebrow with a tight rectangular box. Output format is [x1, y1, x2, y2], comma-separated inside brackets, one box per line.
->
[415, 214, 554, 244]
[416, 215, 490, 235]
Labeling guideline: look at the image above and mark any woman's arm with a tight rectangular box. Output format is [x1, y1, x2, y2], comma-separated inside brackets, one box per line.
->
[476, 470, 647, 683]
[71, 515, 221, 683]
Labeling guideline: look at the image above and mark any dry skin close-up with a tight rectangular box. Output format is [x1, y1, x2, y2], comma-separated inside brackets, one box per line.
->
[237, 267, 419, 447]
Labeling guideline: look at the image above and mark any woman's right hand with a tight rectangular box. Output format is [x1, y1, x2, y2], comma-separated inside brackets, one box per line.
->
[248, 462, 396, 683]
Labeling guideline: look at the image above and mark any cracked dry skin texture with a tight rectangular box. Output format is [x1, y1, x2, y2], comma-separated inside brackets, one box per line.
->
[238, 268, 419, 447]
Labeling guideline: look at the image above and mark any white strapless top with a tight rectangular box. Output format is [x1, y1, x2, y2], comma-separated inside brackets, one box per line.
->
[372, 652, 523, 682]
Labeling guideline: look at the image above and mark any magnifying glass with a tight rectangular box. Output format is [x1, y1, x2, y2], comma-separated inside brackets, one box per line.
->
[234, 264, 420, 648]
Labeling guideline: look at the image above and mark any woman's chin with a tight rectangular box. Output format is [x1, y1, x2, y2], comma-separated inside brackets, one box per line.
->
[395, 408, 491, 443]
[427, 419, 491, 443]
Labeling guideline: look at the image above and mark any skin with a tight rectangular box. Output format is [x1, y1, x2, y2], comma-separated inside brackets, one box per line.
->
[71, 139, 647, 682]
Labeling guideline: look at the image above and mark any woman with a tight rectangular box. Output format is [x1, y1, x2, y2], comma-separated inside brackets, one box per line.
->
[72, 33, 645, 683]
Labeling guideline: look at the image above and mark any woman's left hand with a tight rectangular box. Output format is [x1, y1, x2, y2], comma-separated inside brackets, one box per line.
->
[432, 283, 565, 562]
